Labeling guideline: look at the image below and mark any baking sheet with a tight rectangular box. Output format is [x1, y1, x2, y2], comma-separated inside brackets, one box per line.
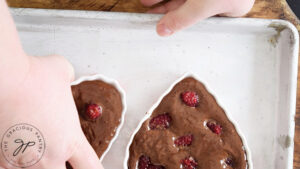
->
[11, 8, 299, 169]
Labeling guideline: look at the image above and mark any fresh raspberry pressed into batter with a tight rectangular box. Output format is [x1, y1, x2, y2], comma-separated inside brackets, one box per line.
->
[149, 113, 172, 130]
[181, 91, 199, 107]
[181, 156, 198, 169]
[174, 134, 193, 147]
[85, 103, 102, 120]
[207, 121, 222, 135]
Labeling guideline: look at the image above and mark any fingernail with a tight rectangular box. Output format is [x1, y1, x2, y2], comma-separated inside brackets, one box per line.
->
[157, 24, 173, 36]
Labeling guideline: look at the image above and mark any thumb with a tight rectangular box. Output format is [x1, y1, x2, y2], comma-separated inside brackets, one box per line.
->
[46, 165, 66, 169]
[67, 136, 104, 169]
[40, 55, 75, 83]
[156, 0, 226, 36]
[50, 55, 75, 82]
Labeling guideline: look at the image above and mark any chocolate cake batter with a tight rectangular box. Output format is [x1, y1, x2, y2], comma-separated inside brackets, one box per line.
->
[128, 77, 248, 169]
[67, 80, 123, 168]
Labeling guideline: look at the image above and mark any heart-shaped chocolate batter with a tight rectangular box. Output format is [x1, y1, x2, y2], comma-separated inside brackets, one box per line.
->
[67, 78, 125, 168]
[127, 76, 250, 169]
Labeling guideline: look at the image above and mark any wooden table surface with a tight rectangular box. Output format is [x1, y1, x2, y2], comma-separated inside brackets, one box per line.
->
[5, 0, 300, 168]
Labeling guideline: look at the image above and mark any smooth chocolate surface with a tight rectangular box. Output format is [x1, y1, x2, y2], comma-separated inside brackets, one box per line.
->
[128, 77, 248, 169]
[67, 80, 123, 168]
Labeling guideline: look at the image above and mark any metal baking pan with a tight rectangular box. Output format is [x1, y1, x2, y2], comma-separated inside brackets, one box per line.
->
[11, 8, 299, 169]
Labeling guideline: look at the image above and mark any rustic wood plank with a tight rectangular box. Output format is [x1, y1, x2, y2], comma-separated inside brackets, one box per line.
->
[5, 0, 300, 168]
[6, 0, 149, 12]
[246, 0, 300, 29]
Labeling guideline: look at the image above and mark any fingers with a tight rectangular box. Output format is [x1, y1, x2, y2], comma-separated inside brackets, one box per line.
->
[140, 0, 163, 7]
[51, 55, 75, 82]
[156, 0, 223, 36]
[68, 137, 104, 169]
[148, 0, 186, 14]
[222, 0, 255, 17]
[0, 165, 7, 169]
[62, 57, 75, 82]
[41, 165, 66, 169]
[41, 55, 75, 82]
[24, 161, 66, 169]
[47, 165, 66, 169]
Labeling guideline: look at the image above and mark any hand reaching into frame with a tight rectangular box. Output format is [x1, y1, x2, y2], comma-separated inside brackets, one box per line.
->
[142, 0, 255, 36]
[0, 1, 104, 169]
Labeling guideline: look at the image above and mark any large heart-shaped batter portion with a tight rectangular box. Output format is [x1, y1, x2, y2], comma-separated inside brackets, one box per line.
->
[127, 76, 250, 169]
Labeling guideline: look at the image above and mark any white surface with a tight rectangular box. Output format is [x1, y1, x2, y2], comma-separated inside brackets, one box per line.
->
[11, 8, 299, 169]
[71, 74, 127, 163]
[124, 73, 253, 169]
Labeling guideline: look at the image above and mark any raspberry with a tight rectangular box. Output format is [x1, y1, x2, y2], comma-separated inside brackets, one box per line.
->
[181, 91, 199, 107]
[225, 157, 234, 167]
[181, 156, 198, 169]
[149, 113, 172, 130]
[138, 155, 165, 169]
[174, 134, 193, 147]
[138, 155, 151, 169]
[85, 103, 102, 120]
[206, 121, 222, 135]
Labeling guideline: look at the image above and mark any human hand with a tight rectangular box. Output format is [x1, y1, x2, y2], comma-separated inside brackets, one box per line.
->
[0, 55, 104, 169]
[142, 0, 255, 36]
